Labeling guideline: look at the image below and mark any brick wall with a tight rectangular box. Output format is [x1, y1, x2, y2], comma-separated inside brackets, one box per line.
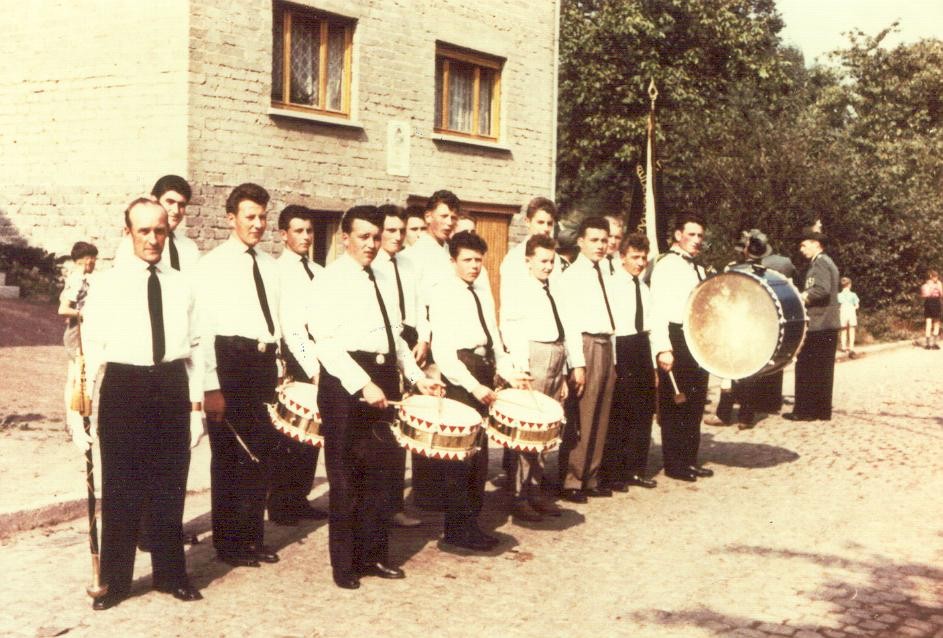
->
[0, 0, 190, 259]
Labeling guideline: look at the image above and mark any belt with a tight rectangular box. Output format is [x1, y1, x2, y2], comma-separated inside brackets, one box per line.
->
[107, 360, 186, 375]
[216, 335, 277, 354]
[582, 332, 613, 339]
[460, 346, 495, 361]
[349, 350, 394, 367]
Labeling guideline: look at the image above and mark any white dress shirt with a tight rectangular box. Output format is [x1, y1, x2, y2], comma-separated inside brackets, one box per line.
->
[500, 273, 580, 373]
[498, 238, 564, 294]
[649, 247, 705, 354]
[277, 249, 323, 380]
[82, 257, 201, 401]
[114, 229, 201, 271]
[373, 249, 418, 329]
[195, 236, 282, 392]
[556, 253, 617, 368]
[610, 268, 652, 337]
[308, 253, 423, 394]
[430, 274, 515, 393]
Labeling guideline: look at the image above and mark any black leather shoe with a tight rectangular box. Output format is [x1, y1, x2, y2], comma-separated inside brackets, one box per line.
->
[512, 500, 543, 522]
[216, 552, 261, 568]
[605, 481, 629, 493]
[358, 562, 406, 579]
[268, 512, 299, 526]
[665, 470, 697, 482]
[782, 412, 815, 422]
[560, 489, 588, 504]
[92, 592, 125, 611]
[687, 465, 714, 478]
[584, 486, 613, 497]
[627, 475, 658, 489]
[248, 545, 280, 563]
[154, 582, 203, 602]
[333, 572, 361, 589]
[295, 505, 328, 520]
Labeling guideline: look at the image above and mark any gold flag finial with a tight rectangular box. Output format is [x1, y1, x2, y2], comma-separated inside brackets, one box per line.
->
[648, 79, 658, 104]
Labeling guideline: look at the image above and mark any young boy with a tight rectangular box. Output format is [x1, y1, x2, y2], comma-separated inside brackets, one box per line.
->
[837, 276, 860, 358]
[59, 241, 98, 422]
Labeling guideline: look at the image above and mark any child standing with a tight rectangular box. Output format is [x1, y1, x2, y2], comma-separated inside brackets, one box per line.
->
[921, 270, 942, 350]
[837, 276, 860, 358]
[58, 241, 98, 421]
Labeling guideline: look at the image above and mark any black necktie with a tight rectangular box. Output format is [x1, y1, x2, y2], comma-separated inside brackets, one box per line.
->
[593, 261, 616, 330]
[607, 255, 615, 275]
[147, 265, 165, 364]
[365, 266, 396, 355]
[168, 233, 180, 271]
[676, 250, 704, 281]
[632, 275, 644, 333]
[248, 248, 275, 335]
[300, 256, 314, 280]
[468, 284, 494, 351]
[543, 282, 565, 342]
[391, 255, 406, 321]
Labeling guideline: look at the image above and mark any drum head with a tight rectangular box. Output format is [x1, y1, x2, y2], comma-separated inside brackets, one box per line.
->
[402, 395, 482, 428]
[493, 388, 564, 423]
[683, 271, 781, 379]
[280, 381, 318, 407]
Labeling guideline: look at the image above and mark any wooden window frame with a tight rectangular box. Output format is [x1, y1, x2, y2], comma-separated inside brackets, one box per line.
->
[435, 44, 503, 141]
[272, 2, 353, 119]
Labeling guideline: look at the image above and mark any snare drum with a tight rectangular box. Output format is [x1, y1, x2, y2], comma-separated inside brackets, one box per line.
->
[391, 395, 483, 461]
[488, 388, 564, 454]
[267, 381, 324, 447]
[683, 266, 807, 380]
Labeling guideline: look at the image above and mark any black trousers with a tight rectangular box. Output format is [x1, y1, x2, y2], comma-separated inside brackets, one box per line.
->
[318, 354, 401, 577]
[209, 338, 279, 555]
[267, 346, 319, 517]
[98, 360, 190, 596]
[793, 329, 839, 420]
[657, 324, 709, 474]
[386, 325, 418, 513]
[442, 351, 493, 540]
[601, 333, 656, 482]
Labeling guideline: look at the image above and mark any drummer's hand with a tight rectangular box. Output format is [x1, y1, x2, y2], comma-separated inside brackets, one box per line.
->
[570, 367, 586, 398]
[559, 381, 569, 402]
[413, 341, 430, 367]
[204, 390, 226, 424]
[362, 382, 388, 408]
[415, 377, 445, 397]
[189, 411, 207, 449]
[472, 384, 497, 406]
[656, 351, 674, 373]
[508, 371, 532, 390]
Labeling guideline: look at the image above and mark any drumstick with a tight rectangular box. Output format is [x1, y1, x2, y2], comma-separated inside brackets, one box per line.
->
[223, 419, 260, 463]
[668, 371, 687, 404]
[359, 398, 406, 407]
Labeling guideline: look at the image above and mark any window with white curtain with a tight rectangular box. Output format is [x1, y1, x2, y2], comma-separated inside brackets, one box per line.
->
[434, 44, 502, 140]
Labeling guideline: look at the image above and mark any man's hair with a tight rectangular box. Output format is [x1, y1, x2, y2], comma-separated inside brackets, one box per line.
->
[405, 204, 426, 222]
[378, 203, 406, 222]
[225, 183, 270, 215]
[278, 205, 312, 231]
[525, 196, 558, 221]
[577, 216, 610, 238]
[425, 189, 461, 213]
[604, 214, 624, 230]
[525, 233, 556, 257]
[341, 205, 384, 234]
[150, 175, 192, 202]
[70, 241, 98, 260]
[620, 232, 650, 254]
[448, 230, 488, 258]
[123, 195, 161, 228]
[840, 276, 852, 287]
[672, 213, 706, 233]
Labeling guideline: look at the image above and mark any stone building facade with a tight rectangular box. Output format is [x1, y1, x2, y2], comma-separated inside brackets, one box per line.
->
[0, 0, 559, 288]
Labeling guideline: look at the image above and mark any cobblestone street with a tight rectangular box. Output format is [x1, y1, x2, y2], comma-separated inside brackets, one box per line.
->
[1, 344, 941, 637]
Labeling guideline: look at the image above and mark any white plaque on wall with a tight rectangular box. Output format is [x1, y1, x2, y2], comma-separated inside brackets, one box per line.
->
[386, 120, 411, 177]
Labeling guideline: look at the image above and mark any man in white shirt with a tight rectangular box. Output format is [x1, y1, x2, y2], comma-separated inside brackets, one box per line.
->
[374, 205, 423, 528]
[74, 197, 204, 610]
[431, 231, 528, 550]
[499, 197, 564, 294]
[556, 216, 617, 503]
[603, 214, 624, 276]
[500, 234, 576, 521]
[267, 206, 326, 526]
[114, 175, 200, 271]
[600, 233, 658, 491]
[309, 206, 442, 589]
[403, 204, 426, 248]
[650, 214, 714, 482]
[197, 183, 283, 568]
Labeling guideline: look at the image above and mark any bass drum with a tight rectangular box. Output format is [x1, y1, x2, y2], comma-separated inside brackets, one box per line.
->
[683, 266, 807, 380]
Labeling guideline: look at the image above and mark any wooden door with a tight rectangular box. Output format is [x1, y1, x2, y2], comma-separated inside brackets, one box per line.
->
[471, 210, 510, 304]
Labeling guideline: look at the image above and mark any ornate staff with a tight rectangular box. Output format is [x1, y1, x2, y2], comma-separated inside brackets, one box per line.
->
[69, 321, 108, 599]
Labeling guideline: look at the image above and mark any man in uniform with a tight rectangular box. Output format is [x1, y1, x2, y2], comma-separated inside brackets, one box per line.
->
[73, 197, 204, 609]
[267, 205, 327, 525]
[600, 232, 658, 491]
[309, 205, 441, 589]
[650, 214, 714, 482]
[556, 216, 618, 503]
[197, 183, 282, 568]
[784, 230, 841, 421]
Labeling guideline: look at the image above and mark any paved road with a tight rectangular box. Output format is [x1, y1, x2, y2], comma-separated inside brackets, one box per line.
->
[2, 345, 941, 637]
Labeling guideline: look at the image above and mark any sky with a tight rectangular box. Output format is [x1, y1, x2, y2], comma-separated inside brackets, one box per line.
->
[776, 0, 943, 63]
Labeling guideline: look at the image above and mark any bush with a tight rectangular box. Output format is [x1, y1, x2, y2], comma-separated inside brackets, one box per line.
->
[0, 243, 67, 302]
[856, 306, 919, 344]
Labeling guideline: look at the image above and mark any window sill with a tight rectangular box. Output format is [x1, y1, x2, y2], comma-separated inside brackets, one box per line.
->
[268, 107, 363, 130]
[431, 132, 511, 152]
